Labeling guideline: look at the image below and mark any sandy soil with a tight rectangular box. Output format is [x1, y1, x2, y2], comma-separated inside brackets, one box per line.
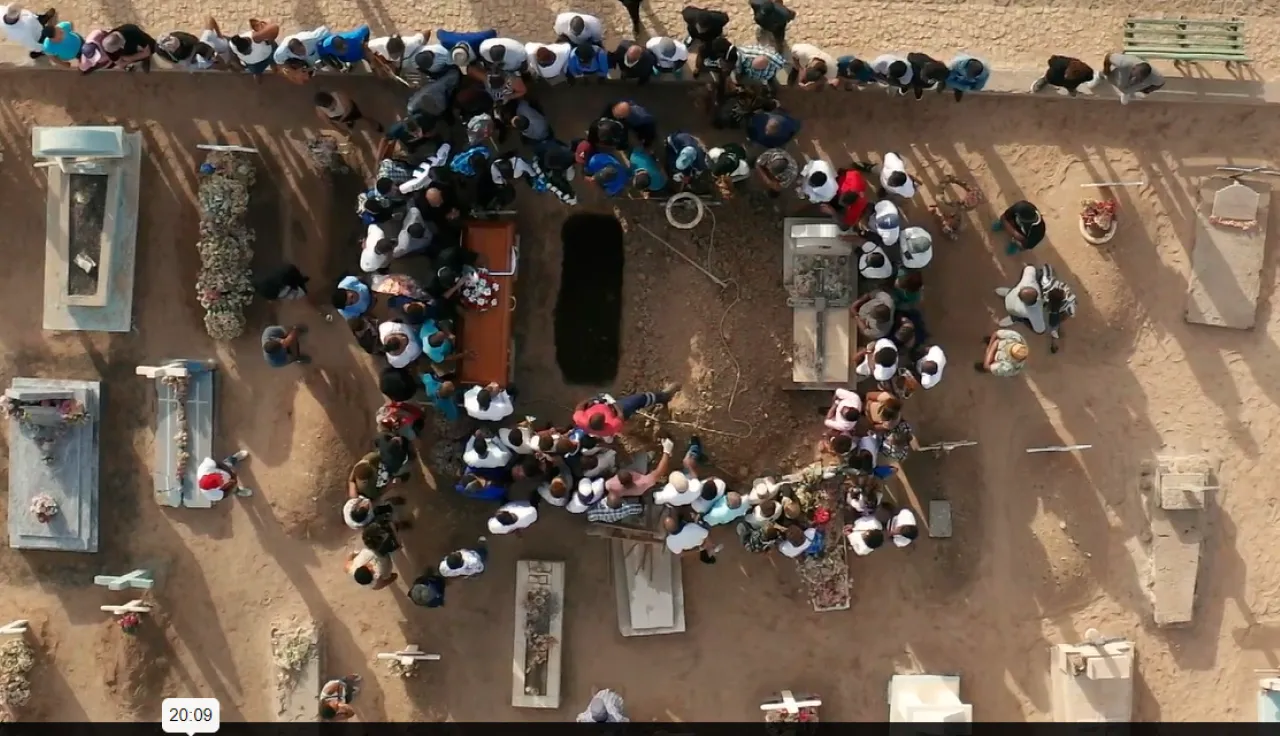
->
[2, 57, 1280, 723]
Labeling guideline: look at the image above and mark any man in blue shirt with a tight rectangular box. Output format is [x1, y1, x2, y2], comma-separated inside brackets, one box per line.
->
[317, 25, 370, 69]
[566, 43, 610, 80]
[435, 28, 496, 66]
[262, 325, 310, 367]
[629, 149, 668, 194]
[603, 100, 657, 147]
[585, 153, 632, 197]
[331, 276, 372, 319]
[835, 55, 875, 88]
[747, 110, 800, 149]
[946, 54, 990, 101]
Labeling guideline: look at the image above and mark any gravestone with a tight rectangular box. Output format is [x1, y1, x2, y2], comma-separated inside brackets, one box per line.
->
[138, 360, 216, 508]
[6, 378, 100, 553]
[34, 127, 142, 333]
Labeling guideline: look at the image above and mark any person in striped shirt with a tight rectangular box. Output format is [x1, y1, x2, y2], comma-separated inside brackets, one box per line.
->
[1038, 264, 1077, 353]
[733, 44, 785, 92]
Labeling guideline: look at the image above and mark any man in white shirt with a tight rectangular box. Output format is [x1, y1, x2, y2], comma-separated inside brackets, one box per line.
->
[778, 526, 817, 558]
[646, 36, 688, 72]
[654, 471, 702, 506]
[899, 226, 933, 269]
[464, 430, 512, 469]
[855, 337, 899, 382]
[580, 449, 617, 479]
[463, 383, 516, 422]
[394, 209, 433, 257]
[275, 26, 329, 66]
[1, 4, 49, 56]
[412, 43, 450, 77]
[879, 152, 917, 199]
[872, 200, 902, 246]
[368, 32, 426, 77]
[690, 477, 726, 514]
[996, 264, 1047, 333]
[748, 476, 782, 505]
[888, 508, 918, 547]
[797, 159, 838, 204]
[346, 547, 396, 589]
[537, 472, 572, 507]
[871, 53, 913, 93]
[746, 498, 782, 528]
[824, 388, 862, 433]
[663, 510, 714, 563]
[846, 516, 885, 556]
[488, 499, 538, 534]
[525, 41, 571, 82]
[479, 37, 527, 72]
[553, 12, 603, 46]
[858, 241, 893, 280]
[439, 538, 487, 578]
[788, 43, 836, 87]
[360, 228, 395, 273]
[378, 321, 423, 369]
[916, 345, 946, 389]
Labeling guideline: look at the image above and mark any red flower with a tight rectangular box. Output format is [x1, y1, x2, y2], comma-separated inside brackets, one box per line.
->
[813, 508, 831, 525]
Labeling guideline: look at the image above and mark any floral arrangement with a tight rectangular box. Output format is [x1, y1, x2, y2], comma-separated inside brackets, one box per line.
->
[1081, 198, 1118, 234]
[196, 152, 256, 340]
[459, 267, 502, 312]
[29, 494, 58, 523]
[118, 613, 141, 635]
[162, 375, 190, 484]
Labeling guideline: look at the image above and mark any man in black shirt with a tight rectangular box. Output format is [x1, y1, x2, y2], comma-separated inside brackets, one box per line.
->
[680, 6, 729, 47]
[377, 112, 440, 162]
[253, 263, 310, 301]
[102, 23, 156, 71]
[748, 0, 795, 47]
[615, 0, 644, 33]
[994, 200, 1046, 255]
[610, 41, 656, 85]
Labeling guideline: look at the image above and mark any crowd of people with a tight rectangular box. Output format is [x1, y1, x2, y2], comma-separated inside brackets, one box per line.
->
[7, 0, 1127, 719]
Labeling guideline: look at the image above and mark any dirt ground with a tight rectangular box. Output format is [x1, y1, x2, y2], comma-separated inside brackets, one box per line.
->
[4, 44, 1280, 724]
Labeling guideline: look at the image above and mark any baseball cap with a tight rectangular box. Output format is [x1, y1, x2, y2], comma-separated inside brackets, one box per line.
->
[656, 38, 677, 58]
[79, 39, 106, 72]
[676, 146, 699, 171]
[873, 200, 901, 245]
[918, 345, 947, 389]
[899, 226, 934, 269]
[450, 45, 470, 67]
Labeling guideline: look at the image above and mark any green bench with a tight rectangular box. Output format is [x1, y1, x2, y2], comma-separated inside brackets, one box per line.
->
[1124, 17, 1249, 67]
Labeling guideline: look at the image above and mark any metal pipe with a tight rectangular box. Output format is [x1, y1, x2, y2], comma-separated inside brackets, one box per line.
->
[1026, 444, 1092, 453]
[1081, 181, 1144, 188]
[634, 223, 729, 288]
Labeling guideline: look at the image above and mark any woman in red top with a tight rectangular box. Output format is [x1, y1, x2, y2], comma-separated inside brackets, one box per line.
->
[822, 168, 871, 230]
[572, 382, 682, 438]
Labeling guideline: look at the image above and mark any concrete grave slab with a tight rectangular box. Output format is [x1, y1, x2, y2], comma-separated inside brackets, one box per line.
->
[611, 540, 686, 637]
[144, 361, 216, 508]
[6, 378, 100, 553]
[271, 620, 322, 723]
[512, 560, 564, 709]
[38, 128, 141, 333]
[928, 500, 953, 538]
[1050, 638, 1135, 722]
[1186, 177, 1270, 330]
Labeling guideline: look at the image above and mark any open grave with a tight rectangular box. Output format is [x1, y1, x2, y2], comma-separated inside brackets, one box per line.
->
[1185, 176, 1270, 329]
[33, 126, 142, 333]
[270, 619, 322, 722]
[512, 560, 564, 709]
[136, 360, 217, 508]
[887, 674, 973, 726]
[1141, 454, 1215, 627]
[554, 214, 624, 385]
[1049, 631, 1135, 722]
[5, 378, 100, 553]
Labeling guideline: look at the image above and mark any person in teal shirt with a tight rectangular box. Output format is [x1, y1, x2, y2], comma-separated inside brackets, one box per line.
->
[42, 21, 84, 63]
[701, 491, 748, 526]
[422, 373, 460, 421]
[318, 25, 370, 68]
[584, 152, 631, 197]
[419, 319, 455, 364]
[628, 149, 667, 195]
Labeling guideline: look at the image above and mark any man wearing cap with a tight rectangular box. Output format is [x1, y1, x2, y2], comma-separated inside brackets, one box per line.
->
[1, 3, 53, 58]
[612, 40, 658, 85]
[196, 450, 252, 502]
[878, 152, 918, 199]
[407, 571, 447, 608]
[664, 132, 708, 185]
[576, 689, 629, 722]
[898, 226, 934, 270]
[996, 264, 1047, 334]
[856, 337, 899, 383]
[274, 25, 329, 67]
[871, 199, 903, 246]
[797, 158, 838, 204]
[871, 53, 913, 95]
[858, 240, 894, 281]
[553, 12, 603, 45]
[646, 36, 688, 75]
[993, 200, 1046, 254]
[977, 329, 1029, 377]
[434, 27, 496, 68]
[914, 345, 946, 389]
[945, 53, 990, 101]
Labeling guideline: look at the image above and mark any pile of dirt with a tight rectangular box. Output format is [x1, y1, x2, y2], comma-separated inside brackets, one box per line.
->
[0, 637, 36, 722]
[97, 614, 174, 718]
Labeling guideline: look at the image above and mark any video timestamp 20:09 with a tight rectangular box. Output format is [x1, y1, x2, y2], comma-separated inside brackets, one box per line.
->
[161, 697, 221, 734]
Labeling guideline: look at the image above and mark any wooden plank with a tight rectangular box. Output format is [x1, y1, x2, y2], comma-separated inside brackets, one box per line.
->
[458, 220, 517, 387]
[1186, 178, 1269, 329]
[512, 560, 564, 709]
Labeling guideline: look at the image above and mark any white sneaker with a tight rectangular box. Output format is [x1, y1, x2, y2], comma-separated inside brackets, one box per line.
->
[1030, 77, 1047, 93]
[235, 487, 254, 497]
[997, 316, 1015, 327]
[230, 450, 249, 462]
[995, 287, 1010, 297]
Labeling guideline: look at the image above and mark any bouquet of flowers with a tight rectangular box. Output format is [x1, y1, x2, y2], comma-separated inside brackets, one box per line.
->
[195, 151, 257, 340]
[459, 268, 502, 312]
